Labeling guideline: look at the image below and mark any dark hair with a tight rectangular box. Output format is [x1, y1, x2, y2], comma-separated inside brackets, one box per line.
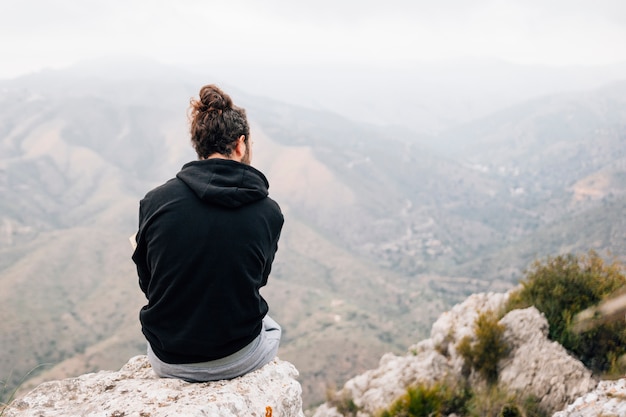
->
[188, 84, 250, 159]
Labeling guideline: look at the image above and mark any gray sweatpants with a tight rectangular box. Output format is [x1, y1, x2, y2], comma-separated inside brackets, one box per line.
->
[147, 315, 281, 381]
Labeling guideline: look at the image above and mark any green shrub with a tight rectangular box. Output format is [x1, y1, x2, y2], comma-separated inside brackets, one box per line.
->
[457, 310, 509, 385]
[506, 250, 626, 374]
[465, 386, 547, 417]
[377, 382, 547, 417]
[326, 387, 360, 416]
[378, 380, 471, 417]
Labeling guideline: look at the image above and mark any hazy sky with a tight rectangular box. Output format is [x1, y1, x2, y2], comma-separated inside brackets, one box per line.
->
[1, 0, 626, 80]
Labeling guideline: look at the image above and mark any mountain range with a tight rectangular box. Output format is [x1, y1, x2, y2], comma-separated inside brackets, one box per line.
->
[1, 61, 625, 409]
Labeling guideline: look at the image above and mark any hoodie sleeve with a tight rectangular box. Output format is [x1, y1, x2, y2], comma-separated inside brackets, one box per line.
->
[262, 231, 281, 286]
[131, 200, 151, 297]
[261, 204, 284, 286]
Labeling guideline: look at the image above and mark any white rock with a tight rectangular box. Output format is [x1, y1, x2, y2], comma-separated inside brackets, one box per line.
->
[4, 355, 304, 417]
[498, 307, 597, 411]
[553, 378, 626, 417]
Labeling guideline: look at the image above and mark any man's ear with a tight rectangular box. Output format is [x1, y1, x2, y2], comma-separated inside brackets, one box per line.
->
[233, 135, 246, 160]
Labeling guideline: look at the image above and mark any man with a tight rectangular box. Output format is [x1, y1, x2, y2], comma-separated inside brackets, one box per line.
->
[131, 84, 284, 381]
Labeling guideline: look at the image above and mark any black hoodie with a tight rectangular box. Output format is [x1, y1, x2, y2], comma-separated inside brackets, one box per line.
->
[132, 159, 284, 364]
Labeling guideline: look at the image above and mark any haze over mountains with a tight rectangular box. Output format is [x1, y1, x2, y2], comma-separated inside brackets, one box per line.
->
[1, 59, 625, 408]
[227, 58, 626, 134]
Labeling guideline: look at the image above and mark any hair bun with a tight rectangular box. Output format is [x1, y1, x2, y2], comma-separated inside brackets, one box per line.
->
[198, 84, 233, 113]
[188, 84, 250, 159]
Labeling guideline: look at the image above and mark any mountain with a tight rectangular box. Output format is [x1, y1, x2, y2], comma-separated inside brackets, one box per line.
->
[434, 80, 626, 281]
[245, 81, 626, 285]
[1, 64, 625, 409]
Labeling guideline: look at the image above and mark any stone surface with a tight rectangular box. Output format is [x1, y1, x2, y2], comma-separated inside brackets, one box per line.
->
[553, 378, 626, 417]
[427, 291, 512, 378]
[4, 355, 304, 417]
[341, 350, 451, 415]
[499, 308, 597, 412]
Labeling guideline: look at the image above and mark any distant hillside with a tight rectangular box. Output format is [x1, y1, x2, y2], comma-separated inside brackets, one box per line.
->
[1, 66, 625, 409]
[244, 80, 626, 283]
[434, 80, 626, 282]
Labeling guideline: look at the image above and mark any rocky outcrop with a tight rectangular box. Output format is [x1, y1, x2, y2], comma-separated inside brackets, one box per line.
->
[498, 308, 596, 411]
[314, 292, 599, 417]
[4, 355, 304, 417]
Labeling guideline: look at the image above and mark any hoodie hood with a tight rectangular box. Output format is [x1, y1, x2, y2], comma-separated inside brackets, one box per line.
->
[176, 159, 270, 208]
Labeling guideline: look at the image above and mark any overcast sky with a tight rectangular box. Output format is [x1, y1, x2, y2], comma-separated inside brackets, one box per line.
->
[1, 0, 626, 80]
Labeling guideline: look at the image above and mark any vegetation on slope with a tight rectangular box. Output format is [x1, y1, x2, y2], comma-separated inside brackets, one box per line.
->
[457, 310, 509, 385]
[377, 382, 545, 417]
[505, 250, 626, 375]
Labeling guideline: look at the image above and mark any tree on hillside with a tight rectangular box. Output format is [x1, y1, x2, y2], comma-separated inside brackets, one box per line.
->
[506, 250, 626, 374]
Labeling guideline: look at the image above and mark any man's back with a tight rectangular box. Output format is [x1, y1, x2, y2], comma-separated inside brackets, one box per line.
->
[133, 157, 283, 364]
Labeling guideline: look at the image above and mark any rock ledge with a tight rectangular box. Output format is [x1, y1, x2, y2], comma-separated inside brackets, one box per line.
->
[4, 355, 304, 417]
